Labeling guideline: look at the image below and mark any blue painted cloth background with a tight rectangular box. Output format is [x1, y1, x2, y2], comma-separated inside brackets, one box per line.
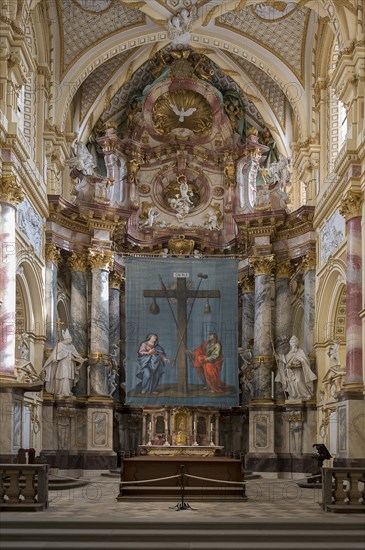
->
[125, 257, 239, 407]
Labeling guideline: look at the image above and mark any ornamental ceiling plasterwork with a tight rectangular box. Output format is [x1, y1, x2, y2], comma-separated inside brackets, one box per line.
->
[227, 52, 286, 131]
[218, 5, 310, 82]
[97, 48, 265, 131]
[79, 48, 138, 123]
[99, 54, 163, 123]
[57, 0, 144, 74]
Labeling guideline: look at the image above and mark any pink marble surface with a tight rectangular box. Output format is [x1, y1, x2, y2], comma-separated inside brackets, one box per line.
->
[0, 205, 16, 376]
[345, 216, 363, 383]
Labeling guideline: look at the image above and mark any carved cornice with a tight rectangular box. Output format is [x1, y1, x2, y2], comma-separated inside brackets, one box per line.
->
[275, 259, 294, 278]
[250, 255, 275, 276]
[88, 249, 114, 271]
[45, 243, 61, 265]
[239, 275, 255, 293]
[338, 190, 363, 221]
[68, 252, 88, 272]
[109, 271, 125, 289]
[302, 252, 316, 273]
[0, 175, 25, 206]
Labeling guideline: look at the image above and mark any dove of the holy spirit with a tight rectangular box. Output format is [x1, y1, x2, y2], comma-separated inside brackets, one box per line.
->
[169, 103, 197, 122]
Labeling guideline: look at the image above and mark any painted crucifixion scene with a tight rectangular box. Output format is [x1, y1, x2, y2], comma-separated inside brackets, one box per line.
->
[125, 258, 238, 407]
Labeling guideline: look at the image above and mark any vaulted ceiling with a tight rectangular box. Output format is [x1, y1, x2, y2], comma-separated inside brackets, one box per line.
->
[45, 0, 354, 155]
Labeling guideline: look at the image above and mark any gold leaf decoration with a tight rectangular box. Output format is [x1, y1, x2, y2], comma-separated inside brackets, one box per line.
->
[152, 89, 212, 136]
[202, 5, 220, 26]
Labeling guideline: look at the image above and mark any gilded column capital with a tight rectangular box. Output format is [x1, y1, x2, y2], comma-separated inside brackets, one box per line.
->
[0, 176, 25, 206]
[45, 243, 61, 265]
[109, 271, 125, 289]
[302, 252, 316, 273]
[88, 249, 114, 271]
[239, 275, 255, 292]
[284, 411, 304, 423]
[275, 259, 294, 278]
[68, 252, 88, 272]
[338, 190, 363, 221]
[249, 255, 275, 276]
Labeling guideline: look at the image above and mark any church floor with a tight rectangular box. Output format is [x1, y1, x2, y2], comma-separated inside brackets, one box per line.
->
[3, 475, 365, 521]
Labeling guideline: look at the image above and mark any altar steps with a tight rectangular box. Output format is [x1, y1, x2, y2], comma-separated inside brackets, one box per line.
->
[117, 485, 247, 501]
[2, 518, 364, 549]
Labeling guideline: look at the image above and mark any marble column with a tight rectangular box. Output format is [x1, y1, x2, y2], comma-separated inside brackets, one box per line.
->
[68, 252, 89, 395]
[44, 243, 61, 355]
[250, 255, 275, 400]
[109, 271, 123, 359]
[0, 176, 25, 378]
[109, 271, 124, 400]
[241, 275, 255, 351]
[339, 190, 363, 386]
[274, 259, 293, 400]
[88, 249, 114, 396]
[274, 259, 293, 354]
[302, 253, 316, 361]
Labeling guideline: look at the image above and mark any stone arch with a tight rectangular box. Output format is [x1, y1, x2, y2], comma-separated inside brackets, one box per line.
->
[57, 295, 70, 329]
[15, 257, 45, 370]
[56, 30, 308, 139]
[315, 260, 346, 344]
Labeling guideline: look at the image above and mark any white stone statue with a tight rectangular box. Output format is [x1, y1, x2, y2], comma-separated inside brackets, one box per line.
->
[275, 335, 317, 401]
[17, 332, 30, 360]
[167, 7, 197, 45]
[328, 338, 342, 371]
[41, 329, 86, 398]
[238, 346, 255, 398]
[269, 154, 291, 186]
[205, 210, 221, 230]
[168, 177, 194, 222]
[67, 138, 96, 176]
[139, 207, 159, 228]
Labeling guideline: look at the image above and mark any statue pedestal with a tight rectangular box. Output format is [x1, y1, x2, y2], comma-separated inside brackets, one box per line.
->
[41, 396, 116, 470]
[0, 379, 43, 463]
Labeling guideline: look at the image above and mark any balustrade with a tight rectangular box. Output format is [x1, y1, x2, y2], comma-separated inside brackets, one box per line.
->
[322, 467, 365, 512]
[0, 464, 49, 510]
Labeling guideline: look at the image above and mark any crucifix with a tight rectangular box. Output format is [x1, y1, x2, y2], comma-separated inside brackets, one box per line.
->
[143, 274, 220, 393]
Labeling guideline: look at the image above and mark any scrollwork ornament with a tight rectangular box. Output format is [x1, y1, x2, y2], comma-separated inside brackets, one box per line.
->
[0, 176, 25, 206]
[275, 259, 294, 278]
[338, 190, 363, 221]
[239, 275, 255, 293]
[109, 271, 125, 289]
[45, 243, 61, 265]
[88, 249, 114, 270]
[168, 235, 195, 256]
[301, 252, 316, 273]
[68, 252, 88, 272]
[250, 255, 275, 276]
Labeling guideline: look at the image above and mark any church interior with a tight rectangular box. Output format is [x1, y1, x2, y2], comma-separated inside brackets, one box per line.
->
[0, 0, 365, 534]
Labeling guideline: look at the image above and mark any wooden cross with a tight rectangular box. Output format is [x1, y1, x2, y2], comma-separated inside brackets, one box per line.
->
[143, 275, 220, 393]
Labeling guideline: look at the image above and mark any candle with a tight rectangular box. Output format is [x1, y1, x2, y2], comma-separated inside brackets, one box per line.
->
[148, 421, 152, 431]
[210, 422, 213, 433]
[193, 421, 196, 431]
